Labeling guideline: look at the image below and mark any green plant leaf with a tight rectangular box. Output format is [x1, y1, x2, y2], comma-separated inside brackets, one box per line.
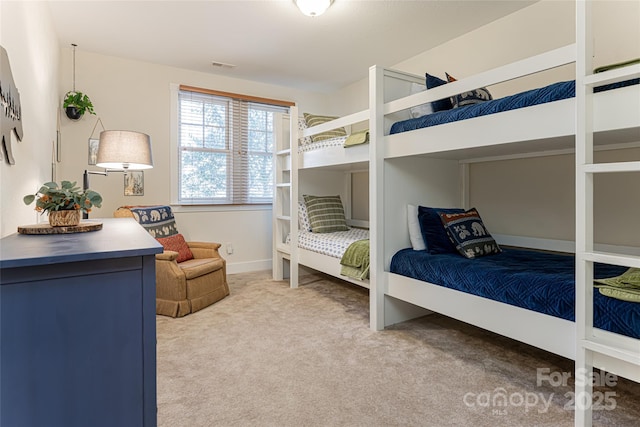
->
[23, 194, 35, 205]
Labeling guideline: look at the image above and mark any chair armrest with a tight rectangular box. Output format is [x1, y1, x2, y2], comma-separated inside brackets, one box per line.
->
[156, 250, 179, 261]
[155, 250, 187, 300]
[187, 241, 223, 259]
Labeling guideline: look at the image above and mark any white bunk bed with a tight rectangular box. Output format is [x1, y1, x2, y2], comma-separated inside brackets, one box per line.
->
[270, 1, 639, 424]
[365, 2, 640, 425]
[273, 107, 371, 290]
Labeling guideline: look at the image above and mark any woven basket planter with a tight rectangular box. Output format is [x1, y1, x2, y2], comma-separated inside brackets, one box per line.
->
[49, 210, 81, 227]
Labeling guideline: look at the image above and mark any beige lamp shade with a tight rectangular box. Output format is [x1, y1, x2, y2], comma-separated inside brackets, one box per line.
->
[96, 130, 153, 170]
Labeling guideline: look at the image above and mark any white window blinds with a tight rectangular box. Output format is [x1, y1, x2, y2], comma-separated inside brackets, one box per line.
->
[178, 89, 289, 205]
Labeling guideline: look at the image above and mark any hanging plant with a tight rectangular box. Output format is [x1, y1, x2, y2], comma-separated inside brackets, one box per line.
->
[63, 44, 96, 121]
[63, 91, 95, 120]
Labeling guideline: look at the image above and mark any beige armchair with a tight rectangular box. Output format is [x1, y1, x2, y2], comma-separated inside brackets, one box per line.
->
[115, 206, 229, 317]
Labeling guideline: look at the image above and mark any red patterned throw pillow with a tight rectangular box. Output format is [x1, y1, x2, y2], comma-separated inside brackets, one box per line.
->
[156, 233, 194, 263]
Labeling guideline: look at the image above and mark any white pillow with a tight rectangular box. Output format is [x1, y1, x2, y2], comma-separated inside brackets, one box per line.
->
[298, 117, 313, 146]
[298, 201, 311, 231]
[407, 204, 426, 251]
[409, 83, 434, 119]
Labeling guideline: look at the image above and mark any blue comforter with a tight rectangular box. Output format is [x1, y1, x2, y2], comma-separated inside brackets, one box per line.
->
[390, 79, 639, 134]
[389, 247, 639, 339]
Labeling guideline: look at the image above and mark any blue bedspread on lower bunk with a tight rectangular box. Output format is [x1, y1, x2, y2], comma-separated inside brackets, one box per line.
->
[389, 247, 640, 339]
[390, 79, 639, 134]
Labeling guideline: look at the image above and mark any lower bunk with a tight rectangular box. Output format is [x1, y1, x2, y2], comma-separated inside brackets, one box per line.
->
[386, 246, 640, 382]
[290, 228, 370, 289]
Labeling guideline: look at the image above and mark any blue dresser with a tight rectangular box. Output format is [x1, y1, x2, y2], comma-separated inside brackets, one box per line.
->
[0, 218, 163, 427]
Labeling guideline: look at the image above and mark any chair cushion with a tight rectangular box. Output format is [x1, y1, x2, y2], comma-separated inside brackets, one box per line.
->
[179, 257, 224, 280]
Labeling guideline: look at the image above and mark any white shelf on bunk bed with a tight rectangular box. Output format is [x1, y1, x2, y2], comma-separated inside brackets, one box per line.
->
[276, 183, 291, 188]
[276, 148, 291, 156]
[276, 215, 291, 221]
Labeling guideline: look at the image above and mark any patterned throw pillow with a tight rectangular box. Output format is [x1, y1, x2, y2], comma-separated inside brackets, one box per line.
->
[298, 201, 311, 232]
[303, 195, 349, 233]
[439, 208, 501, 259]
[297, 117, 313, 146]
[156, 233, 194, 263]
[129, 206, 178, 238]
[417, 206, 465, 254]
[303, 113, 347, 143]
[425, 73, 453, 112]
[445, 73, 493, 108]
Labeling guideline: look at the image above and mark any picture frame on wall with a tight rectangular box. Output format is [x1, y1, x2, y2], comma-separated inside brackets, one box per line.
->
[124, 171, 144, 196]
[88, 138, 99, 165]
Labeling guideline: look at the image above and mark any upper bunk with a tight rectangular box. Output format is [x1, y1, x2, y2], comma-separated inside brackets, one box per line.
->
[372, 44, 640, 163]
[278, 106, 370, 172]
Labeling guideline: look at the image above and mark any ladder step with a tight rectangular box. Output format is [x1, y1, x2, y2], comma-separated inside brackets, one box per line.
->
[584, 63, 640, 86]
[581, 339, 640, 366]
[276, 243, 290, 255]
[582, 161, 640, 173]
[582, 251, 640, 268]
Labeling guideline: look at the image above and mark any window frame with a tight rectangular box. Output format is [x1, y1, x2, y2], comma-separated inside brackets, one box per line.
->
[171, 84, 293, 208]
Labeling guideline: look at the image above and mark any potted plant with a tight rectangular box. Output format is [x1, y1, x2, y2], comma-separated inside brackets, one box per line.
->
[63, 91, 95, 120]
[24, 181, 102, 226]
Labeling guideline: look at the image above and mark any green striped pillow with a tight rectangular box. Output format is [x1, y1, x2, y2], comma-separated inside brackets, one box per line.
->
[303, 195, 349, 233]
[303, 113, 347, 143]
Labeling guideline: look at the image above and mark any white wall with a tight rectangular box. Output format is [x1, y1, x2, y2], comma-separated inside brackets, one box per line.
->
[0, 1, 60, 238]
[56, 49, 331, 273]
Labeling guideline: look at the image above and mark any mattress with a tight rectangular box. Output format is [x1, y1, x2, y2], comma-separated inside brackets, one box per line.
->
[288, 228, 370, 258]
[390, 78, 639, 134]
[298, 136, 348, 153]
[389, 247, 639, 339]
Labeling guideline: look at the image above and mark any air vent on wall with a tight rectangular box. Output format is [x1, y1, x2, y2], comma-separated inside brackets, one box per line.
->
[211, 61, 236, 69]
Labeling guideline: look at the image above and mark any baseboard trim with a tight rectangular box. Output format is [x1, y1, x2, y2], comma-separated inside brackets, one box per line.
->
[227, 259, 272, 275]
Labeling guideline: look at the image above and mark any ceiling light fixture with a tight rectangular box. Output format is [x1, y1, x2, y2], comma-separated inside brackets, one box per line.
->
[295, 0, 333, 17]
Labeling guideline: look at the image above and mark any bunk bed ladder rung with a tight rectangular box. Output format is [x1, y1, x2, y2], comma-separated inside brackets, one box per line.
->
[582, 161, 640, 173]
[582, 251, 640, 268]
[580, 339, 640, 366]
[584, 63, 640, 87]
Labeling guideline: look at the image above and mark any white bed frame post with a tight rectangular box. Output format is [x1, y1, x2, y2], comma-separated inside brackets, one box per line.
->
[369, 65, 385, 331]
[272, 112, 288, 281]
[575, 1, 595, 425]
[272, 107, 299, 288]
[289, 106, 300, 288]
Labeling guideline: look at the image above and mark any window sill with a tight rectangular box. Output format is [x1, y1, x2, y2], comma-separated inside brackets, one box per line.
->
[170, 204, 272, 214]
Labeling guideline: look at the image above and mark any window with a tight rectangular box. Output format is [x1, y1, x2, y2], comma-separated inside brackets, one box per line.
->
[177, 87, 290, 205]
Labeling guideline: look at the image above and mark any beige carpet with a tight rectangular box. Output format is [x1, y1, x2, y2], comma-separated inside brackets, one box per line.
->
[157, 271, 640, 427]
